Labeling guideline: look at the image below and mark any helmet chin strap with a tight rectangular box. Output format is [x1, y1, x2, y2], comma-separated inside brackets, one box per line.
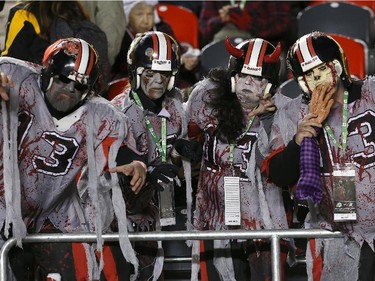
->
[135, 67, 144, 90]
[167, 74, 175, 91]
[231, 76, 236, 93]
[333, 59, 343, 76]
[46, 77, 53, 91]
[263, 83, 272, 96]
[297, 76, 310, 100]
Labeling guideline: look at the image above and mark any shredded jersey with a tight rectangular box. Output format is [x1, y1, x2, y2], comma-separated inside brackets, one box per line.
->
[0, 57, 132, 235]
[185, 78, 288, 232]
[270, 78, 375, 249]
[111, 88, 186, 167]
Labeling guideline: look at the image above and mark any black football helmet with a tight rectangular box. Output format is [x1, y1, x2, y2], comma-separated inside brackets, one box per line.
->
[127, 31, 180, 91]
[287, 31, 351, 91]
[225, 37, 282, 95]
[41, 38, 99, 94]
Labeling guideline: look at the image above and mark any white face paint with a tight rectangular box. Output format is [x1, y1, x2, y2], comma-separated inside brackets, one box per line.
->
[140, 69, 171, 100]
[303, 62, 337, 93]
[235, 73, 269, 111]
[46, 76, 87, 112]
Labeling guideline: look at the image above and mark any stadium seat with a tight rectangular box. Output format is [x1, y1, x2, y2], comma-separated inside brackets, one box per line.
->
[308, 0, 375, 13]
[329, 34, 369, 79]
[156, 4, 199, 48]
[278, 78, 303, 99]
[297, 2, 375, 47]
[108, 77, 129, 100]
[199, 37, 246, 77]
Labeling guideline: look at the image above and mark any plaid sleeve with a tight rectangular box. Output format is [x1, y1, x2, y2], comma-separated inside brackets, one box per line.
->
[245, 1, 292, 40]
[199, 1, 226, 47]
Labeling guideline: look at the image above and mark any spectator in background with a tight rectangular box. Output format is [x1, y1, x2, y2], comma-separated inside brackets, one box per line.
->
[80, 1, 126, 67]
[1, 1, 111, 96]
[112, 0, 200, 91]
[198, 1, 292, 49]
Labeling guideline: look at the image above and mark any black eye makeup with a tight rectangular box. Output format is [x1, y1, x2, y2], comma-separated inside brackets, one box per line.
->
[55, 75, 89, 92]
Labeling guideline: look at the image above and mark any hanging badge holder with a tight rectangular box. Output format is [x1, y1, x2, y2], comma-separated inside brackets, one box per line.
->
[332, 163, 356, 222]
[158, 178, 176, 226]
[224, 176, 241, 226]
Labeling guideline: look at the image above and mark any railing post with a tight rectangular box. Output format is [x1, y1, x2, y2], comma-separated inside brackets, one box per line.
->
[270, 234, 281, 281]
[0, 238, 16, 281]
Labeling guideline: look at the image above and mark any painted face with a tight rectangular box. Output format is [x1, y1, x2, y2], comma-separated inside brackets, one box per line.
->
[140, 69, 171, 100]
[303, 62, 337, 93]
[128, 3, 154, 34]
[235, 73, 269, 111]
[45, 75, 87, 112]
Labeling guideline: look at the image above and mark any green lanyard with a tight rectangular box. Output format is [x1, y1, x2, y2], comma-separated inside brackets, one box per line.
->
[229, 115, 255, 164]
[230, 0, 247, 9]
[132, 91, 167, 162]
[323, 90, 349, 158]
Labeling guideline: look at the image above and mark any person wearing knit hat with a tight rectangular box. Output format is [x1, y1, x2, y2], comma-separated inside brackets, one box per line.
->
[112, 0, 200, 91]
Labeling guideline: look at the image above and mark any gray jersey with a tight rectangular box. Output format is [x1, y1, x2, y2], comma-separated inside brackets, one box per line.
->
[271, 78, 375, 249]
[0, 57, 132, 236]
[186, 78, 288, 232]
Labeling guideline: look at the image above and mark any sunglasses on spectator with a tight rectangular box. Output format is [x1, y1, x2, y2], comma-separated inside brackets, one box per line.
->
[54, 75, 89, 92]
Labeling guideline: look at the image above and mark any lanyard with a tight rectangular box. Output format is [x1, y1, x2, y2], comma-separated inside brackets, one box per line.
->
[229, 115, 255, 164]
[132, 91, 167, 162]
[323, 90, 349, 158]
[230, 0, 247, 9]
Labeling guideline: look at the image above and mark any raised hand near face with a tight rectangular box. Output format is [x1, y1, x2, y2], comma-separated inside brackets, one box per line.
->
[309, 83, 335, 124]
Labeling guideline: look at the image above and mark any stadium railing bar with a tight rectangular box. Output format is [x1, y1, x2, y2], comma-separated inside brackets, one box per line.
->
[0, 229, 344, 281]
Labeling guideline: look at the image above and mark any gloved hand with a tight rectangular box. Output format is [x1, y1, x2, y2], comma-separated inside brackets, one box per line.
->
[148, 163, 180, 191]
[117, 172, 131, 189]
[229, 8, 251, 31]
[174, 139, 203, 163]
[117, 172, 154, 214]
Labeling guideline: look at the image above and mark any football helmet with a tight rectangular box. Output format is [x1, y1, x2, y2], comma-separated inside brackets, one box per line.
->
[41, 38, 99, 94]
[127, 31, 180, 91]
[287, 31, 351, 92]
[225, 37, 281, 95]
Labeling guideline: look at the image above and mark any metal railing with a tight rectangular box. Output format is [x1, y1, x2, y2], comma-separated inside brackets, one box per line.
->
[0, 229, 343, 281]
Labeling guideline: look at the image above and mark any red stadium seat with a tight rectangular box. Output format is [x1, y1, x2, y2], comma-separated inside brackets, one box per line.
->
[309, 1, 375, 12]
[108, 77, 129, 100]
[329, 34, 368, 79]
[297, 2, 375, 47]
[156, 4, 199, 48]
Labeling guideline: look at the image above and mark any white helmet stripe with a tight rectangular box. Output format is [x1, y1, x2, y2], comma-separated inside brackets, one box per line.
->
[297, 34, 323, 72]
[152, 32, 171, 71]
[155, 32, 167, 61]
[241, 38, 263, 76]
[78, 39, 90, 74]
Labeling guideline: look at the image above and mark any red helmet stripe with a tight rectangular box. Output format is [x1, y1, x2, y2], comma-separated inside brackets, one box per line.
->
[258, 40, 267, 67]
[243, 40, 254, 66]
[164, 34, 172, 61]
[151, 33, 159, 60]
[306, 35, 317, 57]
[75, 39, 94, 75]
[295, 45, 304, 65]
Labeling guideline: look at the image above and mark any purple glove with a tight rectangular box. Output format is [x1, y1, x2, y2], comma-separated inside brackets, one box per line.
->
[295, 136, 323, 204]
